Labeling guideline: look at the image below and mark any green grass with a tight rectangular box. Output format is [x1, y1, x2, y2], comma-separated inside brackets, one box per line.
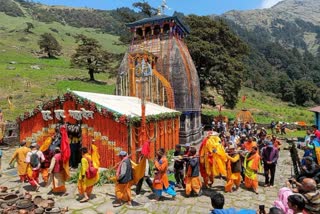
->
[202, 87, 314, 125]
[0, 12, 125, 120]
[0, 13, 126, 55]
[266, 130, 307, 139]
[55, 80, 115, 94]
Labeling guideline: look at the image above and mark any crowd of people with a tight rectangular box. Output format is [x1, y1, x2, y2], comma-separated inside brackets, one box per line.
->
[6, 121, 320, 213]
[8, 124, 100, 203]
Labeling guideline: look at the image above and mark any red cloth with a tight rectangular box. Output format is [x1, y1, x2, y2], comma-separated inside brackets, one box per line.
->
[141, 140, 151, 158]
[315, 129, 320, 140]
[60, 125, 70, 163]
[53, 153, 63, 173]
[28, 169, 40, 186]
[242, 95, 246, 103]
[199, 138, 207, 179]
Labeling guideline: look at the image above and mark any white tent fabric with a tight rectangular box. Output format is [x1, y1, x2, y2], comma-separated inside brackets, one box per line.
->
[72, 91, 178, 117]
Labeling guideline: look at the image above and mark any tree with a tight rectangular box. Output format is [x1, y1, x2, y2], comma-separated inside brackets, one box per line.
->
[294, 80, 317, 106]
[278, 73, 295, 103]
[71, 35, 112, 81]
[24, 22, 34, 33]
[38, 33, 62, 58]
[185, 15, 248, 108]
[132, 1, 157, 17]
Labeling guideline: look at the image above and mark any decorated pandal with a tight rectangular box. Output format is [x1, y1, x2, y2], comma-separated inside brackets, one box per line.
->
[18, 91, 180, 167]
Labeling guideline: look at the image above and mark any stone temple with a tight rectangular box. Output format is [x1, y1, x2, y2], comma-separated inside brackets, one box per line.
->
[116, 13, 202, 144]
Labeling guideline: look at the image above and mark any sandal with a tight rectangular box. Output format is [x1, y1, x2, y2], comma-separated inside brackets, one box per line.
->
[80, 198, 89, 203]
[113, 202, 122, 207]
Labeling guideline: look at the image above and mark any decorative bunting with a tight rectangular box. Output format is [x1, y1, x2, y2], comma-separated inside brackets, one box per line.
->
[41, 110, 53, 121]
[54, 109, 65, 120]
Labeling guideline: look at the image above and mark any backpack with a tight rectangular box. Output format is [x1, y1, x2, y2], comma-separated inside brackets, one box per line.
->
[85, 157, 98, 179]
[30, 152, 40, 168]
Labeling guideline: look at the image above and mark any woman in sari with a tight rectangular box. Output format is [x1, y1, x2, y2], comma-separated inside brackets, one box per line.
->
[48, 147, 67, 194]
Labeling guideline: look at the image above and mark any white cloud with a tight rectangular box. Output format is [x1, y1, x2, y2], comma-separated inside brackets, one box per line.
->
[261, 0, 284, 8]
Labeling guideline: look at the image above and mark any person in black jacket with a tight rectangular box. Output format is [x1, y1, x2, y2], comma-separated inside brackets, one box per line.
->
[114, 151, 133, 207]
[173, 144, 185, 188]
[262, 142, 279, 187]
[185, 147, 202, 197]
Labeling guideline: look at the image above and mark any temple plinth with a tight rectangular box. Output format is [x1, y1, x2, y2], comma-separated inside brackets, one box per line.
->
[116, 14, 202, 145]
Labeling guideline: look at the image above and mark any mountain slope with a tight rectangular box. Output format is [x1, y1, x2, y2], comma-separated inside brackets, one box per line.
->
[0, 12, 126, 120]
[224, 0, 320, 28]
[218, 0, 320, 106]
[222, 0, 320, 54]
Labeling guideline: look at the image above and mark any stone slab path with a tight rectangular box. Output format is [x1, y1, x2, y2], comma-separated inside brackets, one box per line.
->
[0, 142, 293, 214]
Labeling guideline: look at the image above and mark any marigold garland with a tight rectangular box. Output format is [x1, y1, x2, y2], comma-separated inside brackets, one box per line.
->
[16, 91, 181, 125]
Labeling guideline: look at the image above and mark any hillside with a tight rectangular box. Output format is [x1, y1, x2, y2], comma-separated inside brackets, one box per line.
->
[0, 12, 126, 120]
[222, 0, 320, 54]
[202, 87, 313, 125]
[219, 0, 320, 107]
[0, 0, 143, 37]
[0, 1, 315, 125]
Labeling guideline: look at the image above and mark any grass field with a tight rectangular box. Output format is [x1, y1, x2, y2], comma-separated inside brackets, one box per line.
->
[0, 12, 124, 120]
[202, 87, 314, 125]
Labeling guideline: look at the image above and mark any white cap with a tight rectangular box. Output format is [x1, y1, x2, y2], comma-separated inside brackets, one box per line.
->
[210, 131, 219, 136]
[30, 143, 37, 148]
[118, 151, 127, 156]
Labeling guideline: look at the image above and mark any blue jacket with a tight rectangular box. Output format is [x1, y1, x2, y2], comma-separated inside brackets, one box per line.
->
[211, 208, 237, 214]
[210, 208, 256, 214]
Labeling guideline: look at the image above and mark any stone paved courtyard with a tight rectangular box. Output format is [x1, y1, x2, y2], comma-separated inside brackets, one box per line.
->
[0, 142, 293, 214]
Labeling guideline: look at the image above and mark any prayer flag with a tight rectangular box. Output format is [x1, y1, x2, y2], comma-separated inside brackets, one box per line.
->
[60, 125, 71, 180]
[242, 95, 246, 103]
[7, 97, 14, 111]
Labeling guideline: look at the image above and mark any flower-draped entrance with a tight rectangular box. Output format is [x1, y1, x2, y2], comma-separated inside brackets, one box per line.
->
[18, 92, 180, 168]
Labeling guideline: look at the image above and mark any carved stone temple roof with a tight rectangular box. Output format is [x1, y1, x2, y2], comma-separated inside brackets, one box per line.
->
[126, 15, 190, 34]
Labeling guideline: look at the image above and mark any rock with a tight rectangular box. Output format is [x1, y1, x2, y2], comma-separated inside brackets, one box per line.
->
[6, 66, 16, 70]
[88, 193, 106, 205]
[56, 198, 91, 210]
[96, 201, 121, 214]
[30, 65, 41, 70]
[9, 61, 17, 64]
[78, 208, 98, 214]
[125, 210, 148, 214]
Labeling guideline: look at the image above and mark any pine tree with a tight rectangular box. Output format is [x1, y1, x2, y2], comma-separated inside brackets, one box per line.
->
[71, 34, 112, 81]
[38, 33, 62, 58]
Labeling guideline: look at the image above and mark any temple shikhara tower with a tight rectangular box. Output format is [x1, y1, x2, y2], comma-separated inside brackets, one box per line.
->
[116, 6, 202, 144]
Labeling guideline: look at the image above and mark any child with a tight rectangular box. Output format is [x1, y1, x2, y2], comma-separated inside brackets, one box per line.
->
[185, 147, 202, 197]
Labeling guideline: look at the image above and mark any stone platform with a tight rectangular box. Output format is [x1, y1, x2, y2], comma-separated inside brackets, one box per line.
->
[0, 142, 292, 214]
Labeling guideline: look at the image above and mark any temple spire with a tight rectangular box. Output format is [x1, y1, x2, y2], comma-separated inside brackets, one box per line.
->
[160, 0, 168, 15]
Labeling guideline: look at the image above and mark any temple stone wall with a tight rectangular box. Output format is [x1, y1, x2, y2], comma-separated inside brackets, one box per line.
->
[117, 36, 202, 145]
